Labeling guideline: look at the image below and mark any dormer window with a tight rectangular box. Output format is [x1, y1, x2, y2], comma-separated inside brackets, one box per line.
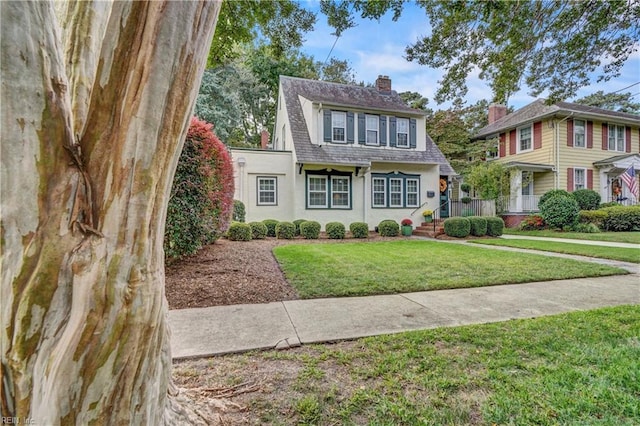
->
[332, 111, 346, 143]
[365, 114, 379, 145]
[396, 118, 409, 147]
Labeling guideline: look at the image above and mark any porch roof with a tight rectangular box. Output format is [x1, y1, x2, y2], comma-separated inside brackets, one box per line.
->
[593, 153, 640, 168]
[504, 161, 554, 172]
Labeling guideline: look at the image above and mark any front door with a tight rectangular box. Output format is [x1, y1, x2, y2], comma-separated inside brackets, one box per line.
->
[439, 176, 449, 218]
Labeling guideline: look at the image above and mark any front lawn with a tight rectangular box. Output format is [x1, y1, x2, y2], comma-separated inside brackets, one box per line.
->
[503, 228, 640, 244]
[471, 238, 640, 263]
[174, 306, 640, 425]
[273, 241, 627, 298]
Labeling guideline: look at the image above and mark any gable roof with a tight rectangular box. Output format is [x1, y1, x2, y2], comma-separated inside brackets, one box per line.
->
[280, 75, 455, 174]
[475, 99, 640, 139]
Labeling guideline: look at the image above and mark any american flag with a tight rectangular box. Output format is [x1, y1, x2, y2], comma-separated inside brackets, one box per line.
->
[620, 166, 638, 200]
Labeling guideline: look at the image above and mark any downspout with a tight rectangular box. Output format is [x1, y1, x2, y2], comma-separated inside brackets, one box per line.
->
[555, 113, 574, 189]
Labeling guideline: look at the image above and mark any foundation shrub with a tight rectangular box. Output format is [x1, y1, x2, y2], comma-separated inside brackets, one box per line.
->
[578, 210, 608, 228]
[227, 222, 252, 241]
[263, 219, 279, 237]
[293, 219, 307, 236]
[378, 220, 399, 237]
[276, 221, 296, 239]
[540, 195, 580, 229]
[518, 214, 546, 231]
[349, 222, 369, 238]
[572, 223, 601, 233]
[538, 189, 572, 211]
[326, 222, 346, 239]
[572, 189, 601, 211]
[486, 216, 505, 236]
[300, 221, 321, 239]
[444, 217, 470, 238]
[249, 221, 267, 240]
[600, 205, 640, 231]
[232, 200, 246, 222]
[468, 216, 488, 236]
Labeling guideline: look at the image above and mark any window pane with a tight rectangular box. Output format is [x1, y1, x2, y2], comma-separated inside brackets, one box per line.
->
[308, 176, 327, 207]
[389, 178, 403, 206]
[574, 120, 585, 147]
[519, 126, 531, 151]
[372, 178, 386, 207]
[258, 178, 276, 205]
[332, 112, 346, 142]
[406, 179, 418, 207]
[407, 193, 417, 206]
[366, 115, 378, 145]
[397, 118, 409, 147]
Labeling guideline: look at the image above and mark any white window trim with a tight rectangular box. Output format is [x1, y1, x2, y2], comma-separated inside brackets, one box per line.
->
[396, 118, 410, 148]
[389, 178, 404, 207]
[573, 119, 586, 148]
[332, 111, 347, 143]
[330, 176, 351, 209]
[574, 167, 586, 191]
[307, 175, 328, 208]
[257, 176, 277, 206]
[608, 124, 625, 152]
[406, 178, 419, 207]
[365, 114, 379, 146]
[372, 177, 387, 207]
[517, 124, 533, 153]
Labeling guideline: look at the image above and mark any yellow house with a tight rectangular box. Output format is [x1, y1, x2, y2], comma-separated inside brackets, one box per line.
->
[474, 100, 640, 226]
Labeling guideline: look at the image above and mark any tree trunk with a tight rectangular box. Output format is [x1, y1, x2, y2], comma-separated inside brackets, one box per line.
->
[1, 1, 220, 424]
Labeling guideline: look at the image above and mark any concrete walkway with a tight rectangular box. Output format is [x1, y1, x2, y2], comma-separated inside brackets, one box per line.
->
[500, 234, 640, 249]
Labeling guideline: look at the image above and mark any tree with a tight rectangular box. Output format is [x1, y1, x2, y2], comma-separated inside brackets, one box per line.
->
[1, 1, 219, 423]
[319, 58, 358, 84]
[574, 90, 640, 114]
[321, 0, 640, 104]
[464, 161, 510, 201]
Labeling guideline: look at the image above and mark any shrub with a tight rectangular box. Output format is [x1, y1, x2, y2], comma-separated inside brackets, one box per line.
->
[461, 196, 472, 204]
[572, 223, 601, 233]
[486, 217, 505, 236]
[378, 220, 399, 237]
[572, 189, 600, 211]
[293, 219, 307, 236]
[165, 117, 234, 260]
[227, 222, 251, 241]
[232, 200, 246, 222]
[300, 221, 321, 239]
[444, 217, 471, 238]
[518, 214, 546, 231]
[601, 205, 640, 232]
[578, 210, 608, 227]
[468, 216, 487, 236]
[349, 222, 369, 238]
[460, 183, 471, 194]
[276, 221, 296, 239]
[599, 201, 619, 209]
[539, 195, 580, 229]
[263, 219, 279, 237]
[538, 189, 572, 211]
[249, 221, 267, 240]
[325, 222, 346, 239]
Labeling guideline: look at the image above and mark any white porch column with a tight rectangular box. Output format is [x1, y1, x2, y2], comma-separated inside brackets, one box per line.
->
[511, 171, 522, 212]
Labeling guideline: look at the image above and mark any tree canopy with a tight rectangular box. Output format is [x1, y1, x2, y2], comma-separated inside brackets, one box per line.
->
[574, 90, 640, 114]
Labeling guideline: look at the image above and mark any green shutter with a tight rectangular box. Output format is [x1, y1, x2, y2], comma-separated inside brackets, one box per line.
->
[358, 113, 365, 144]
[347, 112, 354, 143]
[409, 118, 417, 148]
[379, 115, 387, 146]
[323, 110, 332, 142]
[389, 116, 397, 147]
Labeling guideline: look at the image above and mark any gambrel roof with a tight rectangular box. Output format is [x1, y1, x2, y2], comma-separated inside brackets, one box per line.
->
[280, 76, 455, 175]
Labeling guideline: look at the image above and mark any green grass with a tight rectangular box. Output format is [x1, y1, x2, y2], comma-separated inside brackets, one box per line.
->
[273, 241, 627, 298]
[503, 228, 640, 244]
[471, 238, 640, 263]
[201, 306, 640, 425]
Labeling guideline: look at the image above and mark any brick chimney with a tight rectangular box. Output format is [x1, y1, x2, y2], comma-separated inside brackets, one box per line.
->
[375, 75, 391, 93]
[260, 129, 270, 149]
[488, 103, 507, 124]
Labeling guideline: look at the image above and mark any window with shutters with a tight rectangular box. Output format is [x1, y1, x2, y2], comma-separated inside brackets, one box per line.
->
[396, 118, 409, 147]
[574, 168, 586, 190]
[332, 111, 346, 143]
[517, 125, 532, 153]
[574, 120, 586, 148]
[371, 173, 420, 208]
[608, 124, 625, 152]
[365, 114, 379, 145]
[306, 172, 351, 209]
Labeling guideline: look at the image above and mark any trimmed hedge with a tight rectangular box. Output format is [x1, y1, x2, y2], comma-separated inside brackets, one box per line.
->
[539, 195, 580, 229]
[263, 219, 279, 237]
[293, 219, 307, 236]
[276, 221, 296, 239]
[486, 217, 505, 236]
[572, 189, 600, 211]
[378, 220, 399, 237]
[232, 200, 246, 222]
[326, 222, 346, 239]
[300, 221, 321, 239]
[468, 216, 488, 237]
[578, 210, 608, 228]
[600, 205, 640, 231]
[249, 221, 267, 240]
[349, 222, 369, 238]
[444, 217, 471, 238]
[227, 222, 252, 241]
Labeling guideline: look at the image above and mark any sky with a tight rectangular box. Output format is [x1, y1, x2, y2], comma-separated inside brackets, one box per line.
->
[297, 1, 640, 111]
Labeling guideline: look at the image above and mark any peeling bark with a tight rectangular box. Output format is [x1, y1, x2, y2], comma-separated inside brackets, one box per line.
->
[1, 1, 220, 424]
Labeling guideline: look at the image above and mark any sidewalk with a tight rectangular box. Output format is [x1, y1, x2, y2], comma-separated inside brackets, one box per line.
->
[169, 273, 639, 360]
[499, 234, 640, 249]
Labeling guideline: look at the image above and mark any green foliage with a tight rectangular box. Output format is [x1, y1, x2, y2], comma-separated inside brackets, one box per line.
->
[600, 206, 640, 232]
[293, 219, 307, 236]
[464, 162, 509, 200]
[539, 195, 580, 229]
[578, 210, 608, 228]
[444, 217, 471, 238]
[276, 221, 296, 239]
[485, 217, 505, 236]
[538, 189, 572, 210]
[468, 216, 487, 237]
[325, 222, 346, 239]
[571, 223, 601, 233]
[227, 222, 252, 241]
[575, 90, 640, 114]
[232, 200, 246, 222]
[599, 201, 619, 209]
[165, 117, 234, 260]
[460, 183, 471, 193]
[461, 196, 472, 204]
[519, 214, 546, 231]
[349, 222, 369, 238]
[263, 219, 279, 237]
[249, 221, 267, 240]
[571, 189, 600, 211]
[300, 221, 321, 239]
[378, 220, 399, 237]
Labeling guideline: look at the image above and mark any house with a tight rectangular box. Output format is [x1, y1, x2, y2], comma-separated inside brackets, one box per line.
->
[229, 75, 456, 229]
[473, 100, 640, 226]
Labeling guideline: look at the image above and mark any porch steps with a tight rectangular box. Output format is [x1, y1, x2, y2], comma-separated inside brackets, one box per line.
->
[413, 219, 445, 238]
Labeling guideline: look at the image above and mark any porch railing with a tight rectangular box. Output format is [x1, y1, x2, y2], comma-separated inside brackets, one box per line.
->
[498, 195, 541, 213]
